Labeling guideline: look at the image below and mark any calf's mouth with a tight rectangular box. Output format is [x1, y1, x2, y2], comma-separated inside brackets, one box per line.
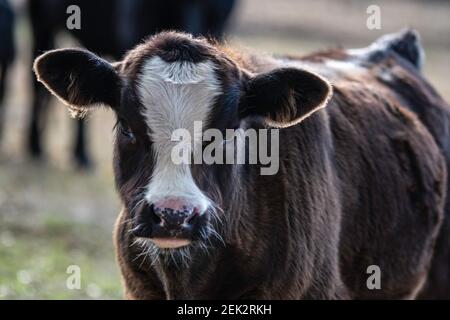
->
[150, 238, 191, 249]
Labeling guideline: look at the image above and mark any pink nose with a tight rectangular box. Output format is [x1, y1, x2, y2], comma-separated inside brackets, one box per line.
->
[152, 198, 200, 227]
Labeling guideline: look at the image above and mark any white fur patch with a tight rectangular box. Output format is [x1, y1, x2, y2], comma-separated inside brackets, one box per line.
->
[143, 56, 218, 84]
[280, 58, 364, 83]
[137, 56, 221, 212]
[324, 59, 365, 74]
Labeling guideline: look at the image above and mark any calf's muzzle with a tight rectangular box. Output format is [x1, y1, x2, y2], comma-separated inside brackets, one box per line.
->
[131, 197, 205, 247]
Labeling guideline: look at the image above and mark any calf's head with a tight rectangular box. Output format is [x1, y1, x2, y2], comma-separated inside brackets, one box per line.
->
[34, 32, 331, 251]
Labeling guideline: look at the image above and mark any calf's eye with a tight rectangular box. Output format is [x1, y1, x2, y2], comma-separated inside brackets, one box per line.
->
[119, 122, 136, 144]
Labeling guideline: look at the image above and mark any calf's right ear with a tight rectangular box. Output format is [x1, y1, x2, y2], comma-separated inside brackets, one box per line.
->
[34, 49, 121, 115]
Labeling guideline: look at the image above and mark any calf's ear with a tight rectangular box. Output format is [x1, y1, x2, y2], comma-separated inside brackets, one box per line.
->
[34, 48, 121, 116]
[241, 67, 332, 127]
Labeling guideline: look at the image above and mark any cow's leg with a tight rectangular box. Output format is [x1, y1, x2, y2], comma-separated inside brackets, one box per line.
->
[29, 72, 52, 158]
[0, 62, 7, 144]
[73, 118, 92, 169]
[27, 0, 54, 160]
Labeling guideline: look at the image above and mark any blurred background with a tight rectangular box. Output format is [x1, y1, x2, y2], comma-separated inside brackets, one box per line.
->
[0, 0, 449, 299]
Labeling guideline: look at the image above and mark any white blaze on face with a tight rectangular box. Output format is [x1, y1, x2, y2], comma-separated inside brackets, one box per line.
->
[137, 56, 221, 212]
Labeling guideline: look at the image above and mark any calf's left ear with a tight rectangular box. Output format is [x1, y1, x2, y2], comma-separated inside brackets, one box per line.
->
[34, 48, 121, 115]
[241, 67, 332, 127]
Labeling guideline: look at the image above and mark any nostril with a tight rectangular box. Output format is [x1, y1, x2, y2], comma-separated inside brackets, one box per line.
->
[184, 212, 198, 224]
[185, 210, 199, 224]
[149, 204, 162, 224]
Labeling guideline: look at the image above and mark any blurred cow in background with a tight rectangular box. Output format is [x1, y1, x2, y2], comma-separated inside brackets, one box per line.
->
[0, 0, 15, 144]
[27, 0, 236, 168]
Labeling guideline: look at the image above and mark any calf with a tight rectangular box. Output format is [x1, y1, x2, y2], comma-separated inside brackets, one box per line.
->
[34, 30, 450, 299]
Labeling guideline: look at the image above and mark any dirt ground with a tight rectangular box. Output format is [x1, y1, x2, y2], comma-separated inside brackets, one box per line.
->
[1, 0, 449, 299]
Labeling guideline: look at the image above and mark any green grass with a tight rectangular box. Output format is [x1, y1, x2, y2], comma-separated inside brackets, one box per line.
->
[0, 216, 122, 299]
